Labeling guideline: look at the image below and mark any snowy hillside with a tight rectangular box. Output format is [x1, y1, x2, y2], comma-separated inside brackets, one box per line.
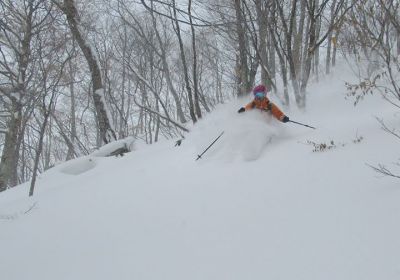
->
[1, 69, 400, 280]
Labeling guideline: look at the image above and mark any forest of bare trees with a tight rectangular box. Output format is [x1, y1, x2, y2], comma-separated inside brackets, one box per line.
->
[1, 0, 399, 192]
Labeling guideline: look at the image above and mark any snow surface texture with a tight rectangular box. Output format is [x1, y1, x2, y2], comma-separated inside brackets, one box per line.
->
[1, 65, 400, 280]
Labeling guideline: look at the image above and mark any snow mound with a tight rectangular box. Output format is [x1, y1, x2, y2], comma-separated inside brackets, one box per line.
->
[60, 157, 96, 175]
[58, 137, 135, 176]
[91, 136, 135, 157]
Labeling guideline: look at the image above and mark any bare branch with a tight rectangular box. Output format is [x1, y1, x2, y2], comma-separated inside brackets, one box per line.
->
[367, 163, 400, 179]
[132, 98, 189, 132]
[375, 117, 400, 140]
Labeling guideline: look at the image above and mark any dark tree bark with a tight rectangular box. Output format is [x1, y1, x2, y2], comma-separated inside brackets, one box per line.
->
[188, 0, 202, 119]
[0, 101, 22, 192]
[326, 0, 338, 74]
[234, 0, 251, 97]
[0, 0, 34, 191]
[62, 0, 116, 145]
[29, 97, 54, 197]
[171, 0, 197, 123]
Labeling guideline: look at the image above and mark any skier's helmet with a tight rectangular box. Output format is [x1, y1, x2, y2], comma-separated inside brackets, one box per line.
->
[253, 84, 267, 99]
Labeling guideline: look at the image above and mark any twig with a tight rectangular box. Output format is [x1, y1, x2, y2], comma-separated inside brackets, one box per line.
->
[133, 99, 189, 132]
[0, 202, 38, 220]
[375, 117, 400, 140]
[367, 163, 400, 179]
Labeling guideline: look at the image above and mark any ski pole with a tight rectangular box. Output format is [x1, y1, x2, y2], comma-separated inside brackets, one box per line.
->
[196, 131, 224, 161]
[288, 120, 316, 129]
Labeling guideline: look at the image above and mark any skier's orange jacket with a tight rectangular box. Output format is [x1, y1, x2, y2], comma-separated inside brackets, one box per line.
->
[244, 97, 286, 121]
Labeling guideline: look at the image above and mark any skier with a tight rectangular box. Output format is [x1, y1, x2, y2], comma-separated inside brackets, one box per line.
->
[238, 84, 289, 123]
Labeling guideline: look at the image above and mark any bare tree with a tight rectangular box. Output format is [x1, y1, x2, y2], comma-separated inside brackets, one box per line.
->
[147, 1, 187, 123]
[234, 0, 252, 96]
[188, 0, 202, 119]
[60, 0, 116, 145]
[326, 0, 338, 74]
[171, 0, 197, 123]
[0, 0, 50, 191]
[30, 46, 67, 196]
[343, 0, 400, 180]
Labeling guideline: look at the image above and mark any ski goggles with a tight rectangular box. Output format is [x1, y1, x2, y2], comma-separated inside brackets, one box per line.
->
[254, 92, 265, 99]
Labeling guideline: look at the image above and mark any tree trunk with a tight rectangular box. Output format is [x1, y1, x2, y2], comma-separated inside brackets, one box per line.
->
[275, 0, 302, 106]
[278, 54, 290, 105]
[325, 0, 338, 74]
[0, 1, 33, 190]
[29, 107, 51, 197]
[293, 0, 306, 75]
[326, 32, 333, 75]
[255, 0, 269, 86]
[268, 1, 277, 79]
[234, 0, 250, 96]
[188, 0, 202, 119]
[300, 0, 319, 108]
[66, 57, 77, 160]
[397, 30, 400, 56]
[268, 13, 290, 105]
[314, 0, 321, 82]
[172, 0, 197, 123]
[0, 102, 22, 192]
[63, 0, 116, 145]
[154, 101, 160, 142]
[268, 34, 276, 79]
[332, 27, 339, 68]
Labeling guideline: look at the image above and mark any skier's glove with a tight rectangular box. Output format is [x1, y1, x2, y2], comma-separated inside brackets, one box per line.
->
[238, 107, 245, 113]
[175, 139, 182, 147]
[282, 116, 289, 123]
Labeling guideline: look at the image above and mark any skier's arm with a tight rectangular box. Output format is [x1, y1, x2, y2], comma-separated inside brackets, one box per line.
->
[244, 101, 256, 111]
[269, 102, 289, 122]
[238, 101, 255, 113]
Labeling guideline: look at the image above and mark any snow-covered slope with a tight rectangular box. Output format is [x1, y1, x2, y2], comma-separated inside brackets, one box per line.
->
[1, 69, 400, 280]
